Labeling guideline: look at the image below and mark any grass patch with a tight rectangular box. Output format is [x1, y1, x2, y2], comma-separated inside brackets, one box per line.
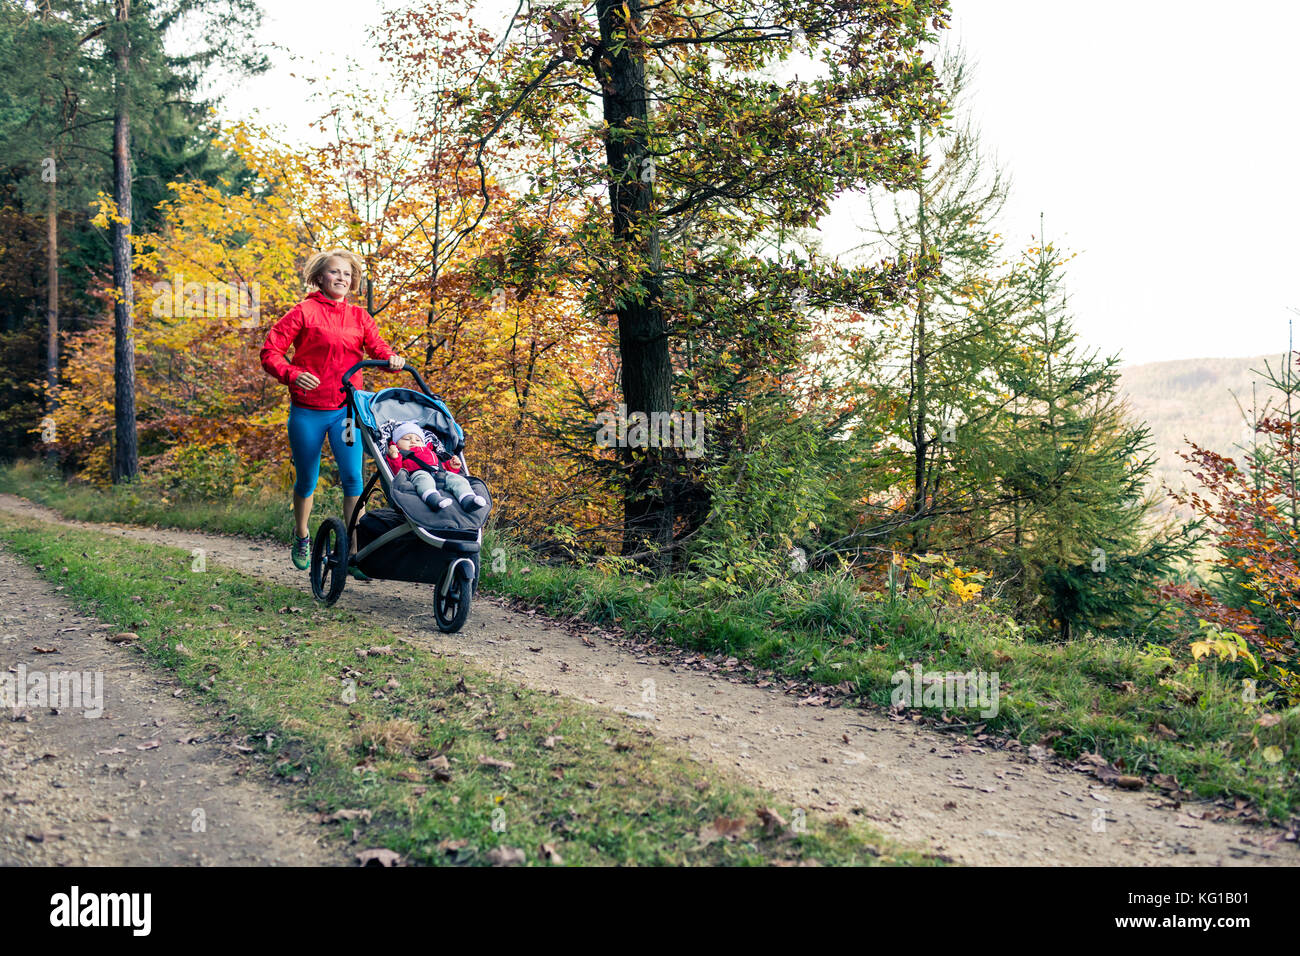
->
[483, 539, 1300, 821]
[7, 463, 1295, 823]
[0, 459, 309, 540]
[0, 512, 925, 867]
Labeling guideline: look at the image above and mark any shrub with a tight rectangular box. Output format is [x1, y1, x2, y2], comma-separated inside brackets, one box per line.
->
[162, 443, 242, 500]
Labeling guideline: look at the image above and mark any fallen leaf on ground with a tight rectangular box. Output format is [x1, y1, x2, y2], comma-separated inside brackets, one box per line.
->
[135, 739, 161, 751]
[319, 809, 372, 824]
[540, 843, 564, 865]
[436, 838, 468, 853]
[698, 816, 747, 846]
[356, 848, 402, 866]
[32, 646, 57, 654]
[1152, 773, 1180, 791]
[1094, 765, 1121, 785]
[486, 845, 526, 866]
[477, 755, 515, 770]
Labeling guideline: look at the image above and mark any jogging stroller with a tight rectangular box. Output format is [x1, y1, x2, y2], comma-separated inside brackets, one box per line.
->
[308, 359, 492, 633]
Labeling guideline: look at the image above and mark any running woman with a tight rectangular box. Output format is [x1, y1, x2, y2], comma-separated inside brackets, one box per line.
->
[260, 248, 405, 572]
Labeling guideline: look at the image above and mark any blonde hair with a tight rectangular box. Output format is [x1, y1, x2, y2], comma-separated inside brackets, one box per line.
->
[303, 248, 365, 294]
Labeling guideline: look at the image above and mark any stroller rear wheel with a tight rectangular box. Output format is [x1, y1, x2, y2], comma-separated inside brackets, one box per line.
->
[433, 560, 474, 633]
[311, 517, 349, 606]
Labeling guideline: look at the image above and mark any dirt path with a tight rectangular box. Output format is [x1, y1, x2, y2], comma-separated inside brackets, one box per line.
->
[2, 494, 1296, 866]
[0, 544, 345, 866]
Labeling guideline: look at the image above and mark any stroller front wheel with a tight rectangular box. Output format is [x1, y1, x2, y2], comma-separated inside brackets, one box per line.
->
[433, 560, 474, 633]
[311, 517, 350, 606]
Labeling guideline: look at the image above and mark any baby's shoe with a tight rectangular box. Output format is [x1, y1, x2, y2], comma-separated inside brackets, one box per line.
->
[422, 492, 454, 510]
[460, 493, 487, 511]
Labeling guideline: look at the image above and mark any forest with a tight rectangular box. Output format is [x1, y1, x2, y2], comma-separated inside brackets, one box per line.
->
[0, 0, 1296, 869]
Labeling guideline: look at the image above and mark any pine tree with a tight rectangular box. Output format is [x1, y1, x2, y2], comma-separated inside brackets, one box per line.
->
[995, 226, 1196, 640]
[845, 48, 1033, 553]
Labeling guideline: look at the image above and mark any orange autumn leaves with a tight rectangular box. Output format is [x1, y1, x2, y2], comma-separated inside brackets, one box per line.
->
[51, 122, 619, 532]
[1170, 426, 1300, 700]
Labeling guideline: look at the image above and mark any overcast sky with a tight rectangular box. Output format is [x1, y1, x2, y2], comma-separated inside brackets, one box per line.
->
[211, 0, 1300, 366]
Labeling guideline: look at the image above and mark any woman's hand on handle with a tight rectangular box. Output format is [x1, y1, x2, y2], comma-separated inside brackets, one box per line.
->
[389, 355, 405, 371]
[295, 370, 320, 391]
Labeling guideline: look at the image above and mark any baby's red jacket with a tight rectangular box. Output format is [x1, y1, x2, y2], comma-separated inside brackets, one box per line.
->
[386, 443, 439, 475]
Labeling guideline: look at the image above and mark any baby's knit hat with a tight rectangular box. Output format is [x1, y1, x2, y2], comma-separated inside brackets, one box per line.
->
[391, 421, 425, 443]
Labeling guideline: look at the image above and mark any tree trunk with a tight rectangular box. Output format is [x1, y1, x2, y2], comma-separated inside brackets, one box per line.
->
[911, 128, 928, 552]
[595, 0, 675, 560]
[39, 0, 59, 465]
[111, 0, 138, 482]
[46, 174, 59, 428]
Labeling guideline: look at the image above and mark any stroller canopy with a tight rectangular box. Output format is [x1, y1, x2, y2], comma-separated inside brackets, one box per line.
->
[355, 387, 465, 456]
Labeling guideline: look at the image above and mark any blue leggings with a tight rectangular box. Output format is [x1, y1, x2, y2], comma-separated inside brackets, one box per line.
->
[288, 404, 363, 498]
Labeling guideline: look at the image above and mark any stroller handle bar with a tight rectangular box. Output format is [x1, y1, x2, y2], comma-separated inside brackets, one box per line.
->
[340, 359, 439, 401]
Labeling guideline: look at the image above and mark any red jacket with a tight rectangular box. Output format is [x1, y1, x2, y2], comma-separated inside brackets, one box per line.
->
[385, 442, 463, 476]
[260, 291, 396, 409]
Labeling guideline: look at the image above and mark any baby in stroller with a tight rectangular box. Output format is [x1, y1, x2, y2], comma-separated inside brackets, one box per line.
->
[385, 421, 487, 512]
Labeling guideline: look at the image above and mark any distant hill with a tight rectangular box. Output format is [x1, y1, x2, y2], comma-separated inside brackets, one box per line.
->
[1119, 354, 1289, 511]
